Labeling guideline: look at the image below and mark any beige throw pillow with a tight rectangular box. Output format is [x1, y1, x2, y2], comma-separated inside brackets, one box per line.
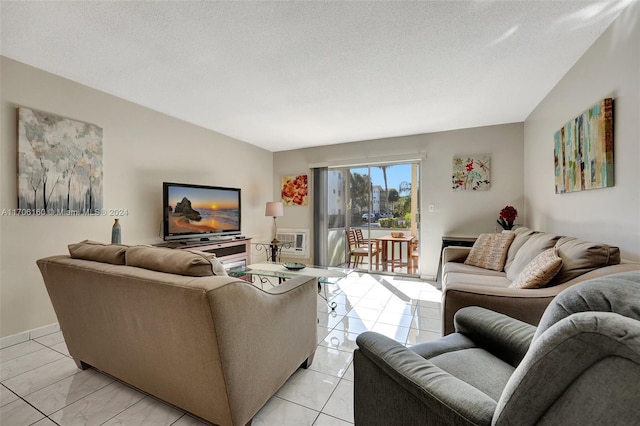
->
[509, 248, 563, 289]
[68, 240, 128, 265]
[464, 232, 516, 271]
[505, 232, 561, 281]
[552, 237, 620, 284]
[187, 249, 228, 277]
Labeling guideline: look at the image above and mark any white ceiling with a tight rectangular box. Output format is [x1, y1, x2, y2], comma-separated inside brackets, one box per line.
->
[0, 1, 634, 152]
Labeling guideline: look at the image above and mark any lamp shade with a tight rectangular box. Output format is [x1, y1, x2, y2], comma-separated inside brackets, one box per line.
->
[265, 201, 284, 217]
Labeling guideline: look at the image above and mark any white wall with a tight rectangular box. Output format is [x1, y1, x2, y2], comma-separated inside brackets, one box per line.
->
[0, 57, 274, 337]
[273, 122, 524, 277]
[523, 1, 640, 261]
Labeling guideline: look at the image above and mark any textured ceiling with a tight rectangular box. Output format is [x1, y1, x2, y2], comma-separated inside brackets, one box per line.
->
[0, 1, 634, 152]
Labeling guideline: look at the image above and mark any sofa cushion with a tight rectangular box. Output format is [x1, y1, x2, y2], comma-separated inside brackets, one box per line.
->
[505, 233, 561, 281]
[444, 272, 511, 288]
[504, 227, 537, 273]
[464, 232, 516, 271]
[187, 249, 228, 276]
[510, 248, 563, 289]
[429, 348, 515, 402]
[444, 262, 507, 278]
[552, 237, 621, 284]
[68, 240, 128, 265]
[126, 245, 227, 277]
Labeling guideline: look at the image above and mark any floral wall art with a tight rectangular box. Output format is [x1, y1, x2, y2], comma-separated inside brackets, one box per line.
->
[281, 174, 308, 206]
[554, 98, 614, 194]
[18, 107, 103, 214]
[452, 155, 491, 191]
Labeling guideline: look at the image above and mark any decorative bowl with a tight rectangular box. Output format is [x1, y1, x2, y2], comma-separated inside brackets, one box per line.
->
[283, 262, 306, 271]
[390, 232, 405, 238]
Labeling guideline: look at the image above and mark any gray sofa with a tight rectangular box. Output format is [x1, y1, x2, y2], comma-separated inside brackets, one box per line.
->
[38, 241, 318, 426]
[441, 227, 640, 335]
[354, 271, 640, 425]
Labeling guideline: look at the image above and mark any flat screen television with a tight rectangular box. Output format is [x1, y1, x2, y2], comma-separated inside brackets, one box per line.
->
[163, 182, 241, 242]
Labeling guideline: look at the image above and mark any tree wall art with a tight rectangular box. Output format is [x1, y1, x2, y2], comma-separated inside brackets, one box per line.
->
[18, 107, 103, 215]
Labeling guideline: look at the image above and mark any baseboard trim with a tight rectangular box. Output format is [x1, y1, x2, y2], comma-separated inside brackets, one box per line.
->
[0, 323, 60, 349]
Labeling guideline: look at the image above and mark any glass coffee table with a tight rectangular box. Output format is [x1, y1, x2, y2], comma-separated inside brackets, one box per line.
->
[228, 262, 350, 311]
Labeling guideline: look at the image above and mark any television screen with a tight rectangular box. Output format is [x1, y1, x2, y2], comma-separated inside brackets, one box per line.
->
[163, 182, 241, 241]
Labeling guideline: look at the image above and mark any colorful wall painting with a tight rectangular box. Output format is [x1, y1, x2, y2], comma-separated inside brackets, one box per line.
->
[452, 155, 491, 191]
[554, 98, 614, 194]
[281, 174, 308, 206]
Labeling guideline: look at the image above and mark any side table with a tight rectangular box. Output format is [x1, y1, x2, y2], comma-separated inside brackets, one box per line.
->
[253, 241, 292, 262]
[436, 235, 477, 287]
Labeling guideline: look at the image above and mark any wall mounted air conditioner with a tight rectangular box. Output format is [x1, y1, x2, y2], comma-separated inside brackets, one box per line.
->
[276, 228, 309, 258]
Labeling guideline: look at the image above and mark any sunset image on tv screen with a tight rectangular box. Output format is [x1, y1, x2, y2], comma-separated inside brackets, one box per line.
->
[167, 186, 239, 235]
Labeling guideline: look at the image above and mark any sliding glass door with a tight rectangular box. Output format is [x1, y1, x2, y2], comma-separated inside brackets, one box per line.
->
[318, 161, 420, 275]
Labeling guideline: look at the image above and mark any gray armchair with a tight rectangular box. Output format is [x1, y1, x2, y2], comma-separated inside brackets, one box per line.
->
[354, 271, 640, 425]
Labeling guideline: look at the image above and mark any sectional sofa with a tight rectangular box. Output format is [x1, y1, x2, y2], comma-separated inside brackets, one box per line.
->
[440, 227, 640, 335]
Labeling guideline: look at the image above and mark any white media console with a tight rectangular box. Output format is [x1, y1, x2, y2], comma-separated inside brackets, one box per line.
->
[160, 238, 252, 273]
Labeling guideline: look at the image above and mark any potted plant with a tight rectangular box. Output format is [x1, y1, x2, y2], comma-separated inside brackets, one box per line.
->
[497, 206, 518, 230]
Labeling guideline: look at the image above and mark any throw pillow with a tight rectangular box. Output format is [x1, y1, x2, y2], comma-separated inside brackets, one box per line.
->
[126, 246, 226, 277]
[509, 248, 563, 289]
[551, 237, 621, 284]
[505, 232, 561, 281]
[68, 240, 128, 265]
[504, 227, 537, 274]
[464, 232, 516, 271]
[187, 249, 228, 277]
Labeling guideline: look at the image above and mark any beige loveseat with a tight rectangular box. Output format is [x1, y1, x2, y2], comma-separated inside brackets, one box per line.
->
[37, 241, 318, 426]
[441, 227, 640, 335]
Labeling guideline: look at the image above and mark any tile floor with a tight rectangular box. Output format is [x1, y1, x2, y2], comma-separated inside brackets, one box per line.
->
[0, 272, 442, 425]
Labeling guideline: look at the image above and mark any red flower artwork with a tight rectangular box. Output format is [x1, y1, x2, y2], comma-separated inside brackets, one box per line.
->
[281, 174, 308, 206]
[452, 155, 491, 191]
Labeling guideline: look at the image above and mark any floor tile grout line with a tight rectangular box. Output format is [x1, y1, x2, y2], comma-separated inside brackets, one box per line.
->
[0, 348, 70, 383]
[39, 373, 117, 420]
[269, 394, 323, 422]
[316, 376, 354, 424]
[0, 340, 49, 363]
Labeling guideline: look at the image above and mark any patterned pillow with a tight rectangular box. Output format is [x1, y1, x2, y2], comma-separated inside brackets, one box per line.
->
[464, 232, 516, 271]
[509, 248, 563, 289]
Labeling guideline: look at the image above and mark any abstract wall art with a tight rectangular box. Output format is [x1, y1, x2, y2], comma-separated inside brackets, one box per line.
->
[452, 155, 491, 191]
[281, 174, 308, 206]
[18, 107, 103, 214]
[554, 98, 614, 194]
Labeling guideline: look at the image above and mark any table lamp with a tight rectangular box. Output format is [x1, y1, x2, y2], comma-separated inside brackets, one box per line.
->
[265, 201, 284, 243]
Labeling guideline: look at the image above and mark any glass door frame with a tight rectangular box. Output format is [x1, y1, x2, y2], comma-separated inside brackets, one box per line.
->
[321, 160, 421, 275]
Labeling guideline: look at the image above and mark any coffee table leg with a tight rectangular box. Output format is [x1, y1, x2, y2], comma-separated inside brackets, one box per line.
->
[318, 281, 337, 311]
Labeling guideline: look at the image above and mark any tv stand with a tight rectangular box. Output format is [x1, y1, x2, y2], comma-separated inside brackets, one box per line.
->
[159, 238, 252, 274]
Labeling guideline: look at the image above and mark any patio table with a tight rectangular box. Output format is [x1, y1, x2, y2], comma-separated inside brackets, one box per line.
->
[377, 234, 416, 274]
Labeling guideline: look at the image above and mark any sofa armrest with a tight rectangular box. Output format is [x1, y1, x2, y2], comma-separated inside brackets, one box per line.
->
[354, 331, 496, 426]
[442, 246, 472, 264]
[454, 307, 535, 367]
[207, 275, 318, 425]
[442, 283, 570, 336]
